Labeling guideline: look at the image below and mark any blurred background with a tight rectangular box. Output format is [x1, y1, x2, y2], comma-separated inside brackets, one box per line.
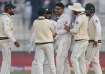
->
[0, 0, 105, 74]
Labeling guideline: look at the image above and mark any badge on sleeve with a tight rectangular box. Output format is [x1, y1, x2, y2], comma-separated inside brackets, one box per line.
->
[76, 21, 79, 24]
[95, 19, 98, 24]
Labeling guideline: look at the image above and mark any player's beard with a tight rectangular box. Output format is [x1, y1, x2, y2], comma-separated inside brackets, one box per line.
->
[10, 12, 14, 15]
[9, 10, 15, 15]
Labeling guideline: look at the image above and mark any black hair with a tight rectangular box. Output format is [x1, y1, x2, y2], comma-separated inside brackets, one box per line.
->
[55, 2, 64, 9]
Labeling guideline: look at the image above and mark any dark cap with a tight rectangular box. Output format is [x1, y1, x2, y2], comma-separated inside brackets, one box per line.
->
[85, 3, 95, 14]
[38, 7, 46, 16]
[4, 3, 16, 9]
[44, 8, 52, 14]
[38, 7, 52, 16]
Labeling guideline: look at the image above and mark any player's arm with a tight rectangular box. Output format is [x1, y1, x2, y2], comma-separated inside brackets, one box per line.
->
[49, 21, 57, 38]
[93, 16, 102, 47]
[94, 17, 102, 42]
[30, 20, 36, 44]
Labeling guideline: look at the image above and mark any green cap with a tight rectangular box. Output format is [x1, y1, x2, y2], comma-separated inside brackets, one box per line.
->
[4, 3, 16, 9]
[38, 7, 51, 16]
[85, 3, 95, 14]
[44, 8, 52, 14]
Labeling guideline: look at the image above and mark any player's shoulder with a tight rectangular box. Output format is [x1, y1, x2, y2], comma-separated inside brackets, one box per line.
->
[32, 19, 39, 26]
[49, 19, 57, 23]
[44, 19, 52, 24]
[1, 13, 10, 21]
[92, 14, 99, 19]
[33, 19, 37, 24]
[92, 14, 100, 23]
[60, 14, 70, 22]
[49, 19, 57, 26]
[44, 19, 50, 21]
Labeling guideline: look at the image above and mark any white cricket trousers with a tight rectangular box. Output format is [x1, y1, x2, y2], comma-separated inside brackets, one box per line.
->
[85, 42, 102, 74]
[0, 40, 11, 74]
[31, 43, 56, 74]
[71, 40, 88, 74]
[55, 34, 71, 74]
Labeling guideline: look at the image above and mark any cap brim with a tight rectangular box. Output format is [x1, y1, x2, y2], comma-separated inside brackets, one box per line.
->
[68, 5, 85, 12]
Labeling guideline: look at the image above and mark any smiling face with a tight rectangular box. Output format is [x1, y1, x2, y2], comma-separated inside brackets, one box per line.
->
[54, 6, 64, 16]
[8, 8, 16, 15]
[54, 3, 64, 16]
[5, 7, 16, 15]
[85, 3, 95, 17]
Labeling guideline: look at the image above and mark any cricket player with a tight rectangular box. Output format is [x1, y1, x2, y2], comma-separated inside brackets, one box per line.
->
[43, 8, 57, 31]
[0, 3, 20, 74]
[54, 2, 71, 74]
[67, 3, 89, 74]
[31, 8, 56, 74]
[85, 3, 102, 74]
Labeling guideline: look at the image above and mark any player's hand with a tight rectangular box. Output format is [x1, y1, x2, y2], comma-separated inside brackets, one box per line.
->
[93, 41, 98, 47]
[53, 32, 57, 38]
[14, 41, 20, 47]
[64, 21, 70, 32]
[64, 24, 70, 32]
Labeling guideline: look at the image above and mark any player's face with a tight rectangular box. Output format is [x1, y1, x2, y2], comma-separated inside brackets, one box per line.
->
[54, 6, 64, 16]
[86, 11, 94, 17]
[86, 13, 91, 16]
[72, 11, 79, 15]
[8, 8, 16, 15]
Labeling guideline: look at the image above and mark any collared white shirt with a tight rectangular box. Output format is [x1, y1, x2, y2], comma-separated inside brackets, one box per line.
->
[0, 13, 16, 42]
[56, 13, 71, 35]
[88, 14, 102, 41]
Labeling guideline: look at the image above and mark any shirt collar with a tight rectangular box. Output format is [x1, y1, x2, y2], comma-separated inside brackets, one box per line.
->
[59, 13, 65, 19]
[2, 13, 11, 17]
[79, 12, 84, 15]
[38, 16, 45, 20]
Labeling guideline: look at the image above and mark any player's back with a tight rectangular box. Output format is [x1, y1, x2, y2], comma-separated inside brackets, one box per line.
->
[33, 18, 54, 43]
